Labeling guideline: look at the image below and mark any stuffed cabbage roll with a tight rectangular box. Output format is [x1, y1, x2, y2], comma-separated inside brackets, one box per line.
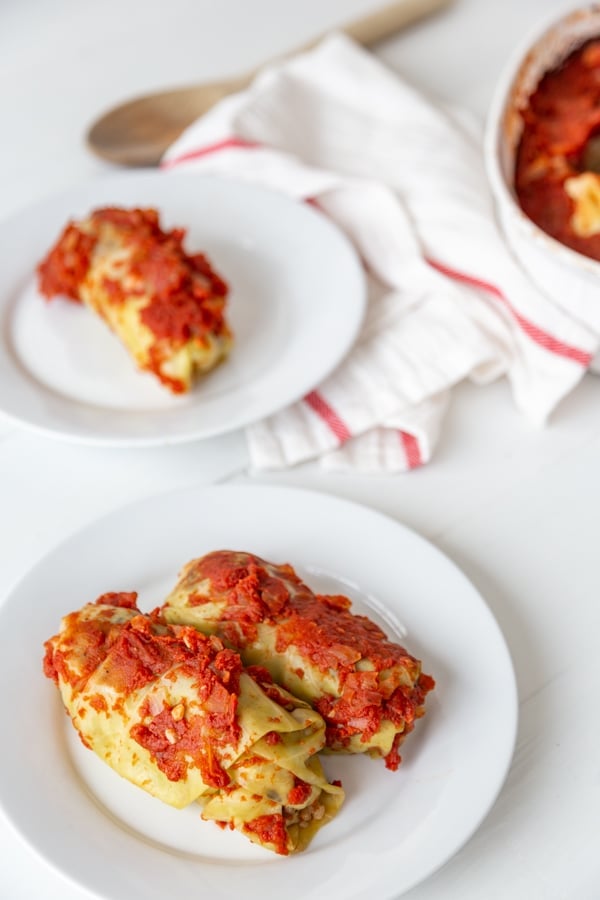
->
[163, 551, 435, 771]
[43, 592, 343, 855]
[37, 207, 232, 393]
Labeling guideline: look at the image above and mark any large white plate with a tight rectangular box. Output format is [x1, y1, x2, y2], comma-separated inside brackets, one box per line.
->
[0, 173, 365, 445]
[0, 485, 517, 900]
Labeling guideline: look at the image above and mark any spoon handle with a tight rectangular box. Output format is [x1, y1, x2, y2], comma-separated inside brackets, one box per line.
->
[246, 0, 452, 80]
[342, 0, 451, 47]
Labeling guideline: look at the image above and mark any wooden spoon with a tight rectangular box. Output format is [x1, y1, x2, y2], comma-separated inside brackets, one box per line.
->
[87, 0, 451, 167]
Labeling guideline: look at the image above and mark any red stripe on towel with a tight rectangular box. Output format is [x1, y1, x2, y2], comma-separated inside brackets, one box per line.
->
[426, 257, 592, 367]
[399, 431, 422, 469]
[161, 138, 260, 169]
[304, 391, 352, 443]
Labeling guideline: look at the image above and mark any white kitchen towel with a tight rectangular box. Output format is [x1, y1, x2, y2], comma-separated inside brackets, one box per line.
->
[162, 34, 598, 473]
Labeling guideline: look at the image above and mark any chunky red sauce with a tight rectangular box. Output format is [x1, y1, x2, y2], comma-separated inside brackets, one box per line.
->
[515, 38, 600, 259]
[88, 694, 108, 714]
[131, 694, 236, 786]
[37, 207, 230, 387]
[181, 551, 435, 769]
[287, 779, 313, 806]
[243, 813, 289, 856]
[37, 224, 97, 301]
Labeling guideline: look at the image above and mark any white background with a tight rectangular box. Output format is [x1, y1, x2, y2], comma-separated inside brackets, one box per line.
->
[1, 1, 598, 898]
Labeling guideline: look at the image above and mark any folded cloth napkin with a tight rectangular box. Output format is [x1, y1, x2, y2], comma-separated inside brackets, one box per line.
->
[162, 34, 599, 473]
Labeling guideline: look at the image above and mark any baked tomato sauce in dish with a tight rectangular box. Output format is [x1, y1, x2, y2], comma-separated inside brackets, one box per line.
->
[515, 38, 600, 261]
[37, 207, 232, 393]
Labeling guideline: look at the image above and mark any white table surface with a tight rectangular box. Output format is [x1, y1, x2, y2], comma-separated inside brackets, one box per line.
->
[1, 1, 598, 898]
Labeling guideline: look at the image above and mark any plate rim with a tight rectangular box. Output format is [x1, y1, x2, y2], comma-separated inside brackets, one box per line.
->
[0, 171, 366, 447]
[0, 483, 518, 899]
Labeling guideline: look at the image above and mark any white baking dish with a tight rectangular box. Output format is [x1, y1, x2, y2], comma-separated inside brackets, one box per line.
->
[485, 4, 600, 351]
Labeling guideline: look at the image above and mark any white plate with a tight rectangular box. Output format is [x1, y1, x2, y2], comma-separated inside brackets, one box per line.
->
[0, 172, 365, 446]
[0, 485, 517, 900]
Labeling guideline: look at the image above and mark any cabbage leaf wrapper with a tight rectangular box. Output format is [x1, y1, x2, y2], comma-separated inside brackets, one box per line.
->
[43, 592, 343, 855]
[163, 551, 435, 771]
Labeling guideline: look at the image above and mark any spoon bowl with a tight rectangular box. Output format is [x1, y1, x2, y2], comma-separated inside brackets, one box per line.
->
[87, 78, 251, 167]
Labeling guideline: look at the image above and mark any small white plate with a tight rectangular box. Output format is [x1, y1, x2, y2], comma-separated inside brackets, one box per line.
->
[0, 172, 365, 445]
[0, 485, 517, 900]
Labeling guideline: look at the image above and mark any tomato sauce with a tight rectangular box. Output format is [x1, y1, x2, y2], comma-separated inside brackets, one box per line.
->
[287, 779, 313, 806]
[515, 38, 600, 259]
[37, 206, 229, 345]
[243, 813, 289, 855]
[37, 224, 97, 302]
